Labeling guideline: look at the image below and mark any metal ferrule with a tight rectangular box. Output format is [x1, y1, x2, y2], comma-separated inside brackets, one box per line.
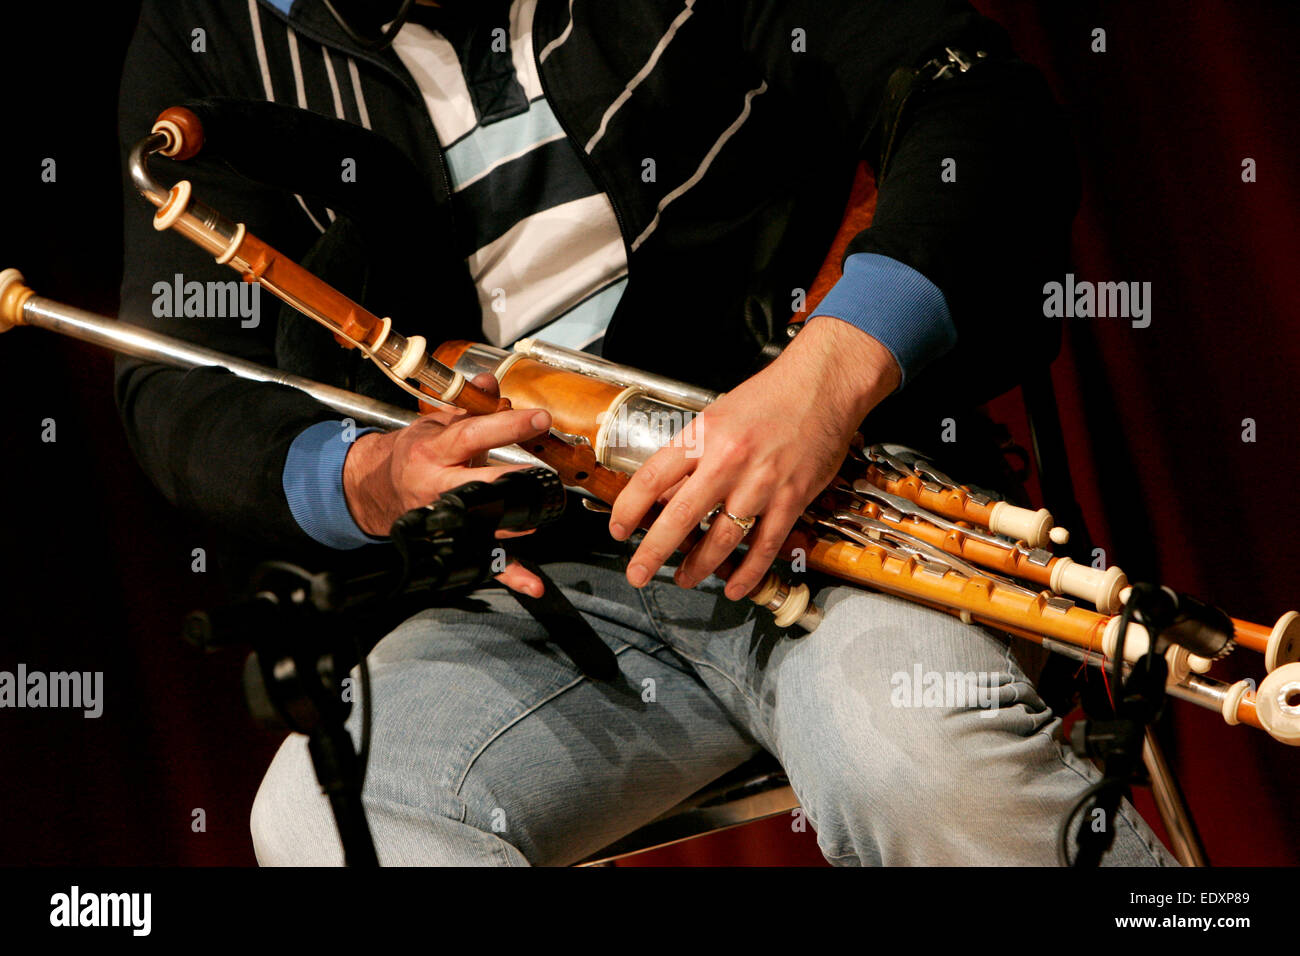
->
[168, 195, 243, 260]
[597, 391, 696, 471]
[1165, 673, 1231, 710]
[131, 133, 244, 260]
[411, 358, 458, 397]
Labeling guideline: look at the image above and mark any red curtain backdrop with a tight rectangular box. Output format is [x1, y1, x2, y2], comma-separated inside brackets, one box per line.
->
[0, 1, 1295, 865]
[972, 0, 1300, 867]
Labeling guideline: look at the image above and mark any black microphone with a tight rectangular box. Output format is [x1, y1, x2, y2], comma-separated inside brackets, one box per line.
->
[1124, 583, 1234, 660]
[390, 467, 566, 542]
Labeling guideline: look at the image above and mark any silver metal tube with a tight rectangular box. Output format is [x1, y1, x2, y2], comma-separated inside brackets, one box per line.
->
[1165, 673, 1230, 710]
[23, 296, 418, 429]
[1036, 635, 1237, 724]
[20, 296, 556, 473]
[599, 392, 697, 472]
[445, 342, 511, 380]
[512, 337, 719, 411]
[128, 132, 171, 208]
[441, 341, 701, 471]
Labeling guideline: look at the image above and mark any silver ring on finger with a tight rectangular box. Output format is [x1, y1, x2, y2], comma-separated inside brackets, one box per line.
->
[700, 503, 724, 532]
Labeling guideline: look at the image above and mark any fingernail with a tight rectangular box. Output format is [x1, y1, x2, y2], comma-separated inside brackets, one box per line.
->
[675, 568, 694, 589]
[609, 521, 626, 540]
[531, 411, 550, 430]
[628, 563, 649, 588]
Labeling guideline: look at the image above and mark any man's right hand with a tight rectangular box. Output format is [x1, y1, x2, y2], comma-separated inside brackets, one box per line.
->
[342, 374, 553, 596]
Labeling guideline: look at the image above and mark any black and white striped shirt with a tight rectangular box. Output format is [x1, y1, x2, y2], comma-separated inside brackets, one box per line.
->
[393, 0, 627, 351]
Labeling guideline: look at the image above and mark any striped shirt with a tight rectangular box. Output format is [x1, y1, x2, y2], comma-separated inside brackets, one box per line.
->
[392, 0, 627, 352]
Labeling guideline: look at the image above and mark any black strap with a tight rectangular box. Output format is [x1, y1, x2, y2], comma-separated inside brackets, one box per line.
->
[874, 46, 994, 183]
[508, 559, 620, 682]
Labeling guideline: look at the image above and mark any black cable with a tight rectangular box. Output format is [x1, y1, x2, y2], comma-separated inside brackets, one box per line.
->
[1057, 597, 1130, 865]
[1057, 777, 1132, 867]
[1061, 588, 1167, 865]
[1111, 592, 1136, 718]
[353, 634, 373, 794]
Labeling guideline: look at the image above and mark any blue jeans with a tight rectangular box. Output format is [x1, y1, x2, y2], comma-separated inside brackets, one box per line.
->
[250, 553, 1174, 866]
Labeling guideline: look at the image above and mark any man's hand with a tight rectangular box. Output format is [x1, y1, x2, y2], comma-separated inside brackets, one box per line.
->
[608, 317, 901, 600]
[343, 374, 553, 596]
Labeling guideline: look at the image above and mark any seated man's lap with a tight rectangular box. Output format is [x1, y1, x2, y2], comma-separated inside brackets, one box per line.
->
[253, 557, 1173, 866]
[638, 574, 1173, 865]
[251, 559, 761, 866]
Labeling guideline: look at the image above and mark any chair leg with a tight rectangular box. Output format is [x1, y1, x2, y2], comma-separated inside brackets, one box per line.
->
[1143, 728, 1209, 867]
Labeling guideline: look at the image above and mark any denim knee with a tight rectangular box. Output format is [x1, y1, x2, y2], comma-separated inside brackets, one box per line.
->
[251, 734, 344, 866]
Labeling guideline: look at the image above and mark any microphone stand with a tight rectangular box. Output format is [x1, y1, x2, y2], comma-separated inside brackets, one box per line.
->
[1064, 582, 1232, 867]
[185, 468, 565, 866]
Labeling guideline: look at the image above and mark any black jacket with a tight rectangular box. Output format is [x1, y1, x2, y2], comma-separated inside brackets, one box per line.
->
[115, 0, 1076, 557]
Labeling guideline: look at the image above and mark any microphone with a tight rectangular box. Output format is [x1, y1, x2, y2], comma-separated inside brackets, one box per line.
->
[390, 467, 567, 542]
[1122, 583, 1234, 661]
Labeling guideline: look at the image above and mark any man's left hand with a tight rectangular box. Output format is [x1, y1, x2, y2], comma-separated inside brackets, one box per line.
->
[608, 316, 902, 600]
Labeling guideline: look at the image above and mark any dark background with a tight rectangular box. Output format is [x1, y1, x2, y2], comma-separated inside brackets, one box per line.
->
[0, 0, 1296, 866]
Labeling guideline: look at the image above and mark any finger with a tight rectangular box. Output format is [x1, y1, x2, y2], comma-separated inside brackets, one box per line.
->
[470, 371, 500, 399]
[657, 475, 689, 506]
[495, 559, 544, 598]
[674, 488, 769, 590]
[433, 407, 552, 466]
[609, 444, 696, 542]
[466, 373, 501, 466]
[624, 470, 725, 588]
[723, 497, 803, 601]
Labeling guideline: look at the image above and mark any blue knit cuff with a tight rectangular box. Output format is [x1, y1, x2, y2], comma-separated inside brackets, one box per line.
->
[283, 420, 387, 550]
[810, 253, 957, 388]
